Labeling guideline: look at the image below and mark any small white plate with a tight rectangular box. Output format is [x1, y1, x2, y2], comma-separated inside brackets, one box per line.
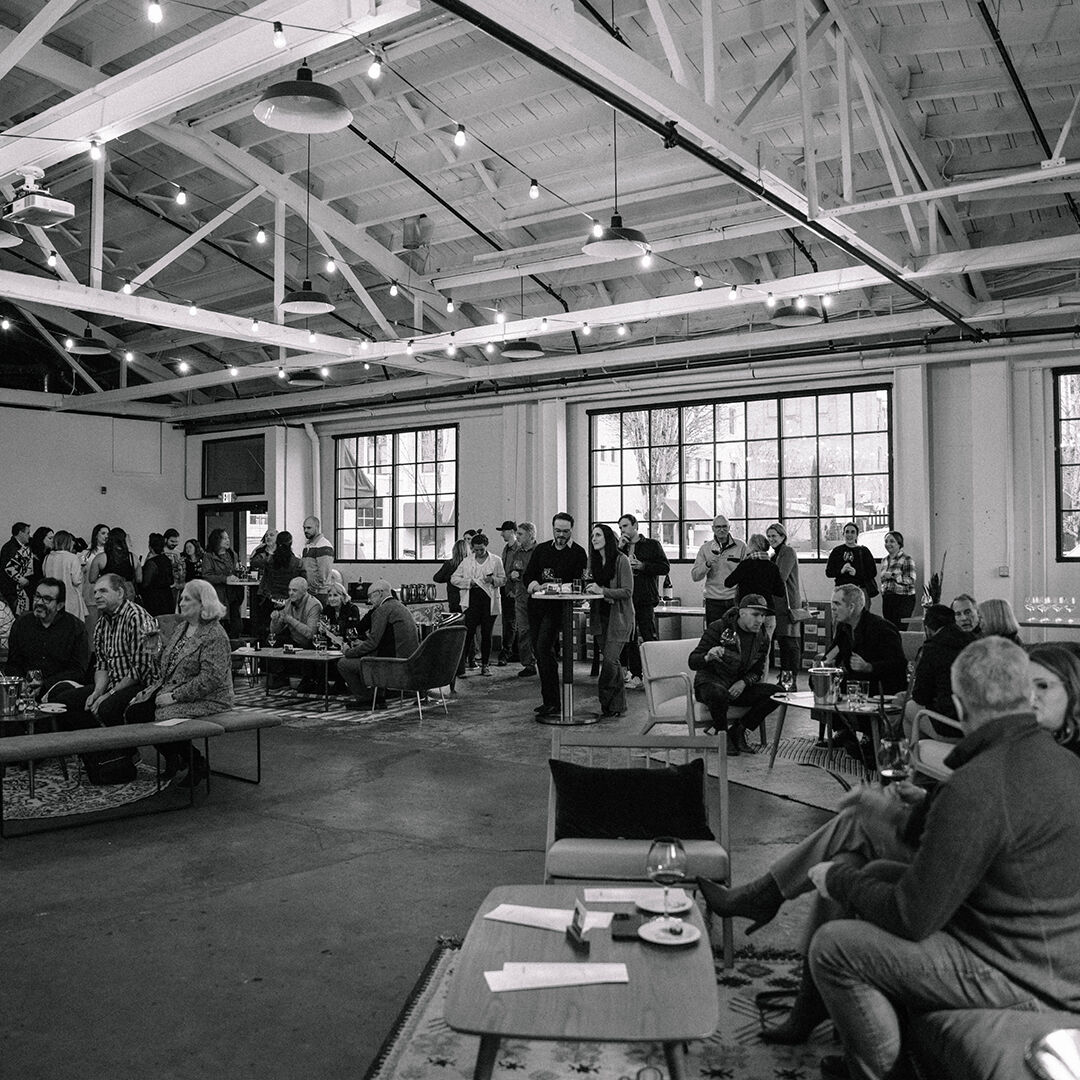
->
[635, 891, 693, 915]
[37, 702, 66, 713]
[638, 918, 700, 946]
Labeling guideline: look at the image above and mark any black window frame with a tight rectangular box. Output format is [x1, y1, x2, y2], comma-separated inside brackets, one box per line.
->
[200, 433, 266, 498]
[1053, 367, 1080, 560]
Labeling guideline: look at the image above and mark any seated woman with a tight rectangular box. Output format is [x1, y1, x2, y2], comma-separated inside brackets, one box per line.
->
[319, 582, 364, 693]
[699, 640, 1080, 1044]
[977, 597, 1022, 643]
[125, 578, 234, 785]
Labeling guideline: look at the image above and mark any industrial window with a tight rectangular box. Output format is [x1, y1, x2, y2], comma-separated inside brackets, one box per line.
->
[334, 426, 457, 561]
[201, 434, 265, 498]
[589, 387, 892, 560]
[1055, 370, 1080, 559]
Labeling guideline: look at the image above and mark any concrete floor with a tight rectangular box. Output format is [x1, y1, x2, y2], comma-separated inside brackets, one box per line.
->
[0, 663, 830, 1080]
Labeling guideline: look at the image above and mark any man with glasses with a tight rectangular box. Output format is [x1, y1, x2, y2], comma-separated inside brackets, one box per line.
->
[337, 579, 418, 709]
[692, 515, 748, 625]
[524, 513, 588, 718]
[5, 577, 89, 698]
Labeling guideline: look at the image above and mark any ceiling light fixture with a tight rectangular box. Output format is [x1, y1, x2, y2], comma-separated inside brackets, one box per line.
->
[388, 280, 399, 297]
[89, 140, 102, 161]
[147, 1, 163, 24]
[501, 276, 544, 359]
[529, 179, 539, 200]
[272, 21, 287, 49]
[281, 137, 335, 315]
[253, 62, 353, 133]
[255, 227, 267, 244]
[0, 227, 21, 249]
[454, 123, 467, 148]
[771, 236, 823, 326]
[177, 360, 190, 374]
[693, 271, 703, 290]
[66, 326, 111, 355]
[367, 53, 382, 80]
[582, 115, 649, 259]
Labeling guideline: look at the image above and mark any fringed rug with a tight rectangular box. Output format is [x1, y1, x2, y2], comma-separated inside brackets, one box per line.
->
[364, 941, 833, 1080]
[1, 760, 166, 820]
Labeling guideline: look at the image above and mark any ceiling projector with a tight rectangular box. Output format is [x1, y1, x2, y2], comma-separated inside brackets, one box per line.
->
[2, 167, 74, 228]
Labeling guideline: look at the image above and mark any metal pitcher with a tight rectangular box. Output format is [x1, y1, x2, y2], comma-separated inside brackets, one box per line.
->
[809, 666, 843, 706]
[0, 674, 24, 717]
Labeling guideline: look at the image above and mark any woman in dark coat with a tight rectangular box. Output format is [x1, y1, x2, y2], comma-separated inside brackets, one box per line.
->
[825, 522, 878, 604]
[138, 532, 176, 616]
[201, 527, 241, 638]
[768, 522, 804, 688]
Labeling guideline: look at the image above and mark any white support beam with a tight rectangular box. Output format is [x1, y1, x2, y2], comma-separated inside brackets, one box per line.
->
[130, 187, 265, 292]
[90, 155, 105, 290]
[19, 307, 103, 393]
[644, 0, 692, 88]
[0, 0, 84, 83]
[309, 225, 397, 338]
[702, 0, 718, 105]
[836, 32, 853, 204]
[794, 0, 820, 218]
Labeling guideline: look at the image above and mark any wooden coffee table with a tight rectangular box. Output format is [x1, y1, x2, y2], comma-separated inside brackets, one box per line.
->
[445, 884, 718, 1080]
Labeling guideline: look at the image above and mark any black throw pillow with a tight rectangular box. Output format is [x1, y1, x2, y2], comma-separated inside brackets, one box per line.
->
[549, 757, 714, 841]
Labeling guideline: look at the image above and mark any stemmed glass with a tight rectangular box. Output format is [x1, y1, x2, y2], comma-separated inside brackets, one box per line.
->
[876, 736, 913, 786]
[645, 836, 687, 928]
[778, 670, 795, 695]
[27, 669, 43, 701]
[267, 628, 277, 649]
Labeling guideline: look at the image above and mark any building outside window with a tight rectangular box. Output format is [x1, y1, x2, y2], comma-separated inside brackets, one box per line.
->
[590, 387, 891, 559]
[1055, 369, 1080, 559]
[334, 426, 457, 561]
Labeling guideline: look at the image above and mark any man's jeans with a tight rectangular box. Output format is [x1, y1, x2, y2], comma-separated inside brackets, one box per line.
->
[809, 920, 1046, 1080]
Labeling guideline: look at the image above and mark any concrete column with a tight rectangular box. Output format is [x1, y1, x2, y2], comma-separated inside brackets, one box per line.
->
[534, 397, 569, 531]
[892, 364, 931, 601]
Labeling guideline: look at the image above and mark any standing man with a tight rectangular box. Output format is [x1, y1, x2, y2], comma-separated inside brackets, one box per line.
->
[808, 637, 1080, 1080]
[506, 522, 537, 678]
[496, 520, 519, 666]
[691, 515, 748, 625]
[5, 577, 90, 696]
[1, 521, 32, 616]
[163, 529, 185, 609]
[688, 594, 782, 755]
[337, 579, 418, 709]
[524, 513, 588, 718]
[301, 516, 334, 606]
[618, 513, 669, 691]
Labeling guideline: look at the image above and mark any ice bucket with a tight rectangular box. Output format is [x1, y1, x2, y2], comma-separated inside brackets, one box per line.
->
[808, 667, 843, 706]
[0, 674, 24, 718]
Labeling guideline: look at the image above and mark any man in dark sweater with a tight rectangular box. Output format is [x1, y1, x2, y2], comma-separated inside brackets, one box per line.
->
[5, 577, 89, 695]
[618, 513, 669, 687]
[524, 512, 588, 718]
[825, 584, 907, 695]
[808, 637, 1080, 1080]
[338, 579, 418, 708]
[902, 603, 977, 736]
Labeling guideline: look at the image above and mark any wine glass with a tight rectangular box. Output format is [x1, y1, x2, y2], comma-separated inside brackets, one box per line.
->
[876, 736, 913, 786]
[267, 627, 277, 649]
[719, 626, 738, 649]
[778, 669, 795, 695]
[645, 837, 687, 926]
[28, 669, 43, 698]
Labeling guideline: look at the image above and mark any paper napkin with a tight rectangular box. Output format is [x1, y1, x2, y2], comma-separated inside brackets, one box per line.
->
[584, 887, 692, 907]
[484, 962, 628, 992]
[484, 904, 614, 932]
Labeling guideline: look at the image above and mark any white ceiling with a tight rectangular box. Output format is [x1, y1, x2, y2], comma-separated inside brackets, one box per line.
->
[1, 0, 1079, 424]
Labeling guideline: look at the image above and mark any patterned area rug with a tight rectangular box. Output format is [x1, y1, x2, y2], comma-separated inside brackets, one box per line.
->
[364, 942, 833, 1080]
[1, 760, 166, 820]
[231, 681, 442, 726]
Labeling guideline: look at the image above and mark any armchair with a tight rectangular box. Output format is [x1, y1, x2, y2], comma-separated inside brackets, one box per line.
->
[358, 624, 467, 722]
[910, 708, 962, 782]
[544, 730, 733, 966]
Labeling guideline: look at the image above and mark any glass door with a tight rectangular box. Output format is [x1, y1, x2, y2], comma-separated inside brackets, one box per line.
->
[197, 502, 268, 561]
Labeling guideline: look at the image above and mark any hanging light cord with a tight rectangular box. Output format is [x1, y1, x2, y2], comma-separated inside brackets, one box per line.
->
[304, 132, 312, 280]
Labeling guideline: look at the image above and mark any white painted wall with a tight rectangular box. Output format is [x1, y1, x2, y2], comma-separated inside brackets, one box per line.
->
[0, 405, 190, 548]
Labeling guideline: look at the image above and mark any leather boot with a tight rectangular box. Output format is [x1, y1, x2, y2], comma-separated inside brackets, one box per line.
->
[759, 957, 830, 1044]
[725, 728, 741, 756]
[697, 873, 785, 934]
[731, 723, 753, 754]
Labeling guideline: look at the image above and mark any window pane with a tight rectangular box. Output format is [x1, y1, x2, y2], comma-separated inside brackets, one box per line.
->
[395, 527, 417, 559]
[373, 530, 392, 560]
[854, 432, 889, 473]
[395, 432, 416, 463]
[748, 480, 779, 518]
[1060, 466, 1080, 511]
[593, 486, 623, 522]
[375, 434, 392, 465]
[435, 528, 455, 560]
[747, 399, 777, 439]
[854, 474, 890, 519]
[1061, 513, 1080, 557]
[783, 519, 816, 555]
[594, 448, 621, 485]
[783, 436, 818, 476]
[621, 411, 648, 447]
[418, 429, 436, 462]
[436, 462, 455, 492]
[437, 428, 456, 459]
[337, 531, 357, 560]
[716, 481, 746, 520]
[682, 403, 713, 443]
[682, 444, 714, 483]
[685, 486, 715, 522]
[374, 467, 392, 497]
[818, 435, 853, 475]
[619, 486, 650, 522]
[817, 394, 851, 435]
[783, 477, 813, 519]
[747, 440, 778, 479]
[853, 390, 887, 432]
[650, 408, 679, 447]
[782, 396, 816, 437]
[716, 402, 744, 441]
[1060, 419, 1080, 466]
[337, 438, 357, 469]
[715, 443, 746, 481]
[649, 447, 679, 484]
[820, 476, 853, 520]
[593, 413, 621, 451]
[621, 448, 645, 489]
[395, 463, 416, 496]
[356, 530, 374, 559]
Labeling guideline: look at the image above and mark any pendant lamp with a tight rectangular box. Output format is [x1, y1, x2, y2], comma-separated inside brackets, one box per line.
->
[67, 325, 111, 355]
[771, 302, 823, 327]
[582, 114, 649, 259]
[0, 228, 21, 249]
[253, 62, 352, 134]
[281, 137, 335, 316]
[500, 277, 544, 358]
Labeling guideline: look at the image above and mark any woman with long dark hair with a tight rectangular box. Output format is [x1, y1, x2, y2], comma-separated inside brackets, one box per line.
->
[201, 527, 241, 637]
[767, 522, 804, 688]
[182, 539, 204, 582]
[89, 527, 135, 585]
[1027, 642, 1080, 753]
[28, 526, 54, 595]
[138, 532, 176, 616]
[257, 530, 302, 640]
[584, 522, 634, 718]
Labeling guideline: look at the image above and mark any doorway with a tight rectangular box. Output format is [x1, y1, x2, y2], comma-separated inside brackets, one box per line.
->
[197, 502, 268, 562]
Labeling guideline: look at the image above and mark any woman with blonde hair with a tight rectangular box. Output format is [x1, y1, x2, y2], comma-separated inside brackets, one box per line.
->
[125, 578, 234, 784]
[43, 530, 88, 620]
[977, 598, 1021, 644]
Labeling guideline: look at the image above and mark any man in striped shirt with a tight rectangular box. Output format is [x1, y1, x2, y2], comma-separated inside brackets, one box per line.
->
[54, 573, 161, 729]
[301, 516, 334, 606]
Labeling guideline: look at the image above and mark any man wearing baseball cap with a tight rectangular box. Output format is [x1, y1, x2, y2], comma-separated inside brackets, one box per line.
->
[497, 520, 519, 665]
[688, 593, 782, 755]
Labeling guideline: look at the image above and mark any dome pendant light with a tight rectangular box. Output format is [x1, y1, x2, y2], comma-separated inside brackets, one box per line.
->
[281, 136, 335, 316]
[67, 325, 111, 355]
[582, 114, 649, 259]
[770, 235, 823, 327]
[253, 61, 353, 134]
[501, 276, 544, 359]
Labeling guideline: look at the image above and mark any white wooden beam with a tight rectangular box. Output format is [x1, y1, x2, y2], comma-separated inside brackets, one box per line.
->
[644, 0, 692, 88]
[794, 0, 820, 218]
[19, 307, 103, 393]
[90, 155, 105, 289]
[309, 225, 397, 338]
[0, 0, 84, 83]
[702, 0, 718, 106]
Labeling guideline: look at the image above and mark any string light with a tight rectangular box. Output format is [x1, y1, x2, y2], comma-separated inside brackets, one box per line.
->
[251, 318, 260, 332]
[795, 295, 808, 310]
[494, 304, 506, 325]
[64, 336, 74, 349]
[122, 280, 133, 294]
[277, 365, 286, 379]
[175, 186, 187, 206]
[363, 362, 370, 370]
[529, 179, 539, 200]
[47, 251, 57, 268]
[308, 328, 317, 344]
[640, 248, 653, 268]
[540, 317, 548, 330]
[360, 339, 370, 350]
[188, 302, 198, 315]
[388, 280, 399, 297]
[728, 285, 738, 301]
[446, 333, 457, 357]
[177, 360, 190, 373]
[693, 271, 703, 290]
[822, 294, 833, 308]
[229, 365, 239, 377]
[255, 227, 266, 244]
[405, 341, 414, 355]
[89, 140, 102, 161]
[147, 1, 163, 24]
[446, 296, 455, 313]
[324, 256, 336, 274]
[591, 219, 604, 238]
[272, 21, 287, 48]
[616, 322, 628, 336]
[454, 124, 466, 148]
[582, 322, 591, 335]
[1, 317, 10, 330]
[766, 292, 777, 309]
[484, 342, 495, 354]
[367, 53, 382, 80]
[124, 350, 134, 362]
[320, 366, 330, 378]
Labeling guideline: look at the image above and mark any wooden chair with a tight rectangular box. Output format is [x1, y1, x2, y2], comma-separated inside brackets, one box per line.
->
[359, 624, 467, 722]
[544, 730, 733, 967]
[910, 708, 962, 781]
[639, 637, 754, 740]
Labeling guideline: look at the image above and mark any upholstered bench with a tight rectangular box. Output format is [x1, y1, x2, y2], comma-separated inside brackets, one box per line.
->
[0, 719, 224, 836]
[205, 710, 282, 784]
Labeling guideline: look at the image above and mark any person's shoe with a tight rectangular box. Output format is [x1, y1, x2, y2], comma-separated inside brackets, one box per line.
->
[179, 750, 209, 789]
[496, 659, 508, 667]
[534, 704, 560, 718]
[731, 724, 753, 754]
[628, 676, 645, 691]
[296, 677, 321, 694]
[466, 659, 478, 669]
[480, 665, 492, 676]
[588, 710, 626, 719]
[759, 958, 830, 1044]
[820, 1055, 850, 1079]
[697, 874, 785, 934]
[726, 731, 741, 756]
[517, 666, 537, 678]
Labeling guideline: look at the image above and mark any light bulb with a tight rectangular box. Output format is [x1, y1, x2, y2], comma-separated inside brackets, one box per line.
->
[122, 281, 133, 294]
[47, 251, 57, 268]
[728, 285, 738, 301]
[64, 337, 74, 349]
[582, 322, 591, 335]
[541, 317, 548, 330]
[189, 302, 198, 316]
[617, 322, 627, 336]
[89, 140, 102, 161]
[308, 329, 316, 344]
[175, 187, 187, 206]
[388, 281, 399, 297]
[277, 366, 286, 379]
[795, 295, 807, 310]
[360, 339, 370, 350]
[484, 342, 495, 354]
[822, 294, 833, 308]
[640, 249, 653, 268]
[229, 365, 238, 377]
[325, 256, 336, 274]
[367, 54, 382, 80]
[320, 366, 330, 378]
[591, 219, 604, 238]
[177, 360, 190, 373]
[405, 341, 414, 355]
[251, 318, 260, 332]
[529, 179, 539, 200]
[766, 292, 777, 309]
[446, 341, 457, 357]
[255, 227, 266, 244]
[147, 1, 162, 24]
[363, 362, 370, 370]
[495, 305, 506, 325]
[693, 271, 703, 290]
[272, 21, 287, 49]
[446, 296, 455, 313]
[125, 351, 134, 363]
[454, 124, 466, 148]
[0, 317, 8, 330]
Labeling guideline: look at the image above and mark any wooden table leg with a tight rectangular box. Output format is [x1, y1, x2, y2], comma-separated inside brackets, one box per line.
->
[472, 1034, 500, 1080]
[767, 702, 788, 769]
[663, 1040, 687, 1080]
